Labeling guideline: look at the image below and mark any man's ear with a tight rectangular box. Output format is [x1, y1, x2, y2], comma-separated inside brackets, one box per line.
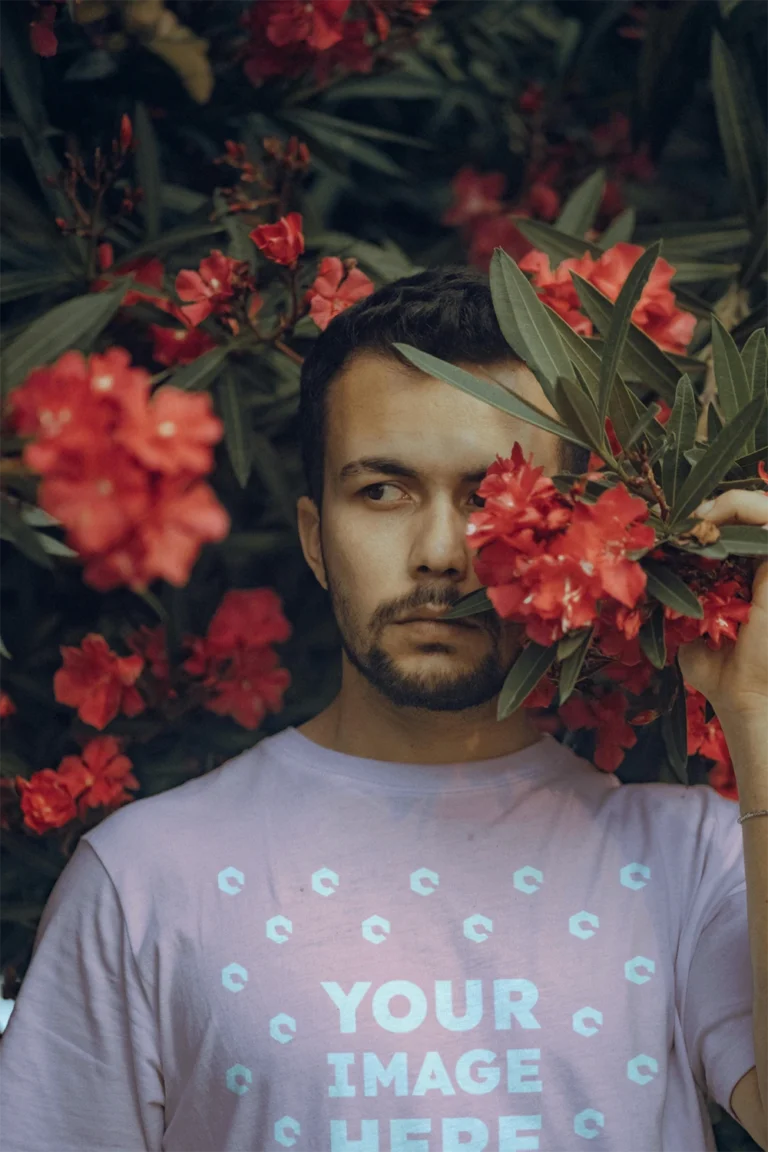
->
[297, 495, 328, 590]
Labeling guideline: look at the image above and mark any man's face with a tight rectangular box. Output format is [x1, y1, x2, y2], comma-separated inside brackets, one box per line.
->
[297, 352, 562, 712]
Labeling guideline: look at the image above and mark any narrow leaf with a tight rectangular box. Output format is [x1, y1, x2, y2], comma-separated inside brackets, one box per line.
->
[169, 345, 230, 392]
[497, 642, 558, 720]
[624, 403, 662, 449]
[555, 169, 606, 237]
[218, 374, 251, 487]
[393, 344, 590, 449]
[661, 375, 697, 505]
[572, 276, 682, 402]
[0, 503, 53, 569]
[711, 316, 751, 423]
[0, 282, 129, 395]
[134, 102, 162, 241]
[669, 391, 767, 528]
[741, 328, 767, 398]
[670, 261, 740, 283]
[735, 446, 768, 473]
[661, 662, 688, 784]
[557, 628, 591, 661]
[250, 431, 297, 527]
[558, 628, 593, 704]
[711, 32, 767, 223]
[443, 589, 495, 621]
[714, 525, 768, 556]
[597, 242, 663, 423]
[643, 560, 703, 618]
[639, 606, 666, 669]
[554, 377, 605, 455]
[489, 248, 574, 406]
[512, 219, 599, 265]
[598, 208, 636, 248]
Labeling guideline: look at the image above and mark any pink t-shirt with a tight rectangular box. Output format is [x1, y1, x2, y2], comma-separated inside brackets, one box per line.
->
[0, 729, 755, 1151]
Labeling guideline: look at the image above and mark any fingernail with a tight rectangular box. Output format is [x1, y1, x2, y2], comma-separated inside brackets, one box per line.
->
[695, 499, 715, 516]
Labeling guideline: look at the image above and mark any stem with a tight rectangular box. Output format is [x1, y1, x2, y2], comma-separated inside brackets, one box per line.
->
[274, 338, 304, 366]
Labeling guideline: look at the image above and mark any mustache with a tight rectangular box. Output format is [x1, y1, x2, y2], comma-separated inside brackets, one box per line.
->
[375, 592, 501, 638]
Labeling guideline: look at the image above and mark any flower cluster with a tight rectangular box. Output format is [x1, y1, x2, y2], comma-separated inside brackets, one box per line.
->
[241, 0, 436, 87]
[443, 112, 655, 272]
[14, 737, 139, 835]
[686, 685, 736, 799]
[469, 443, 655, 647]
[182, 588, 292, 729]
[7, 347, 229, 591]
[305, 256, 375, 329]
[519, 242, 696, 355]
[470, 444, 754, 776]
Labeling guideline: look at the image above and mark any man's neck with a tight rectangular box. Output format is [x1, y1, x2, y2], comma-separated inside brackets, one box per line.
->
[297, 668, 543, 765]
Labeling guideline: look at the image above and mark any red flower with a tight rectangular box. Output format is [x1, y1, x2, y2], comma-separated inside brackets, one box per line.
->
[250, 213, 305, 267]
[204, 646, 291, 729]
[115, 387, 224, 476]
[562, 485, 654, 608]
[57, 736, 139, 820]
[83, 476, 230, 592]
[0, 692, 16, 719]
[30, 4, 58, 56]
[92, 256, 177, 315]
[467, 215, 532, 271]
[15, 770, 76, 835]
[306, 257, 374, 330]
[467, 442, 572, 554]
[150, 324, 218, 367]
[524, 182, 561, 222]
[206, 588, 292, 657]
[265, 0, 350, 50]
[127, 625, 171, 685]
[119, 114, 133, 153]
[53, 634, 145, 730]
[175, 251, 248, 327]
[665, 575, 750, 661]
[519, 243, 696, 354]
[442, 167, 507, 227]
[519, 82, 545, 113]
[559, 688, 637, 772]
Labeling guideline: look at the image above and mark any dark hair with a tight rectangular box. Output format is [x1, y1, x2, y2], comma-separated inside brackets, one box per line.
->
[298, 264, 588, 508]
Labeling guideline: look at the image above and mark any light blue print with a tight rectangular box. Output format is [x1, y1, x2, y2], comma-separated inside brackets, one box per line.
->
[513, 866, 543, 895]
[627, 1054, 659, 1084]
[330, 1119, 379, 1151]
[410, 867, 439, 895]
[312, 866, 340, 896]
[362, 915, 390, 944]
[217, 866, 245, 895]
[574, 1108, 605, 1139]
[435, 979, 482, 1031]
[221, 962, 248, 993]
[225, 1063, 251, 1095]
[619, 862, 651, 889]
[266, 914, 292, 943]
[270, 1013, 296, 1044]
[569, 911, 599, 939]
[572, 1007, 603, 1037]
[275, 1116, 300, 1148]
[624, 956, 655, 984]
[463, 914, 493, 942]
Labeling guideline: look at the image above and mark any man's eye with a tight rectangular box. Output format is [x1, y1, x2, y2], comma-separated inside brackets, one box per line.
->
[362, 483, 402, 503]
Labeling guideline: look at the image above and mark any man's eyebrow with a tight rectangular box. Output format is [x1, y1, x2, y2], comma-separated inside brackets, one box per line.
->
[338, 457, 489, 483]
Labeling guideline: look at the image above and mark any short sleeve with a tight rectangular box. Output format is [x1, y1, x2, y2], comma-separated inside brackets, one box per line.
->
[679, 789, 756, 1123]
[0, 838, 164, 1152]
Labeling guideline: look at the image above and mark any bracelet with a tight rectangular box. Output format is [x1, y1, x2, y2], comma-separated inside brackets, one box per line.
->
[737, 809, 768, 825]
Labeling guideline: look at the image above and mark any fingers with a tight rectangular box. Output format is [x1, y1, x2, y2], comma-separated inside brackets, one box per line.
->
[695, 490, 768, 526]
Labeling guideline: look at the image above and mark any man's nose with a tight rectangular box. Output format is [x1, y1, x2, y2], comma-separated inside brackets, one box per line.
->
[408, 497, 474, 581]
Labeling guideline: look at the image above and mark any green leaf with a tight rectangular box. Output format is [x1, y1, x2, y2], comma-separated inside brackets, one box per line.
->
[283, 111, 408, 178]
[598, 208, 636, 248]
[134, 102, 162, 241]
[670, 261, 741, 284]
[497, 642, 558, 720]
[736, 446, 768, 474]
[218, 373, 251, 487]
[661, 375, 697, 506]
[624, 403, 662, 449]
[557, 629, 591, 660]
[0, 282, 129, 396]
[512, 219, 599, 265]
[643, 560, 703, 618]
[392, 345, 590, 449]
[714, 525, 768, 556]
[489, 248, 574, 406]
[443, 589, 495, 621]
[546, 309, 600, 398]
[250, 432, 297, 527]
[558, 628, 593, 704]
[711, 32, 767, 223]
[0, 268, 78, 304]
[554, 376, 605, 455]
[571, 275, 680, 402]
[0, 502, 53, 569]
[661, 662, 688, 784]
[739, 201, 767, 287]
[597, 241, 662, 424]
[555, 169, 606, 237]
[741, 328, 767, 398]
[0, 636, 10, 659]
[669, 391, 767, 529]
[639, 606, 666, 669]
[280, 108, 433, 149]
[169, 345, 230, 392]
[711, 316, 751, 423]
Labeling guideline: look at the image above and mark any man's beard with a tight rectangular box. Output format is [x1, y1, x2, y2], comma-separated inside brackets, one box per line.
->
[327, 571, 513, 713]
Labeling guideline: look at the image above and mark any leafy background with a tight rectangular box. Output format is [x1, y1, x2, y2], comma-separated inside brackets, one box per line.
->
[1, 3, 766, 1146]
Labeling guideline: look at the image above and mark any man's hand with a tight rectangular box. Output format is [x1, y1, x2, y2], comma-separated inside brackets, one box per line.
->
[677, 489, 768, 721]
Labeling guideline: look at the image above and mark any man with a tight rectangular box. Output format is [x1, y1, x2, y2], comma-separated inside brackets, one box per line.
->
[1, 267, 765, 1152]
